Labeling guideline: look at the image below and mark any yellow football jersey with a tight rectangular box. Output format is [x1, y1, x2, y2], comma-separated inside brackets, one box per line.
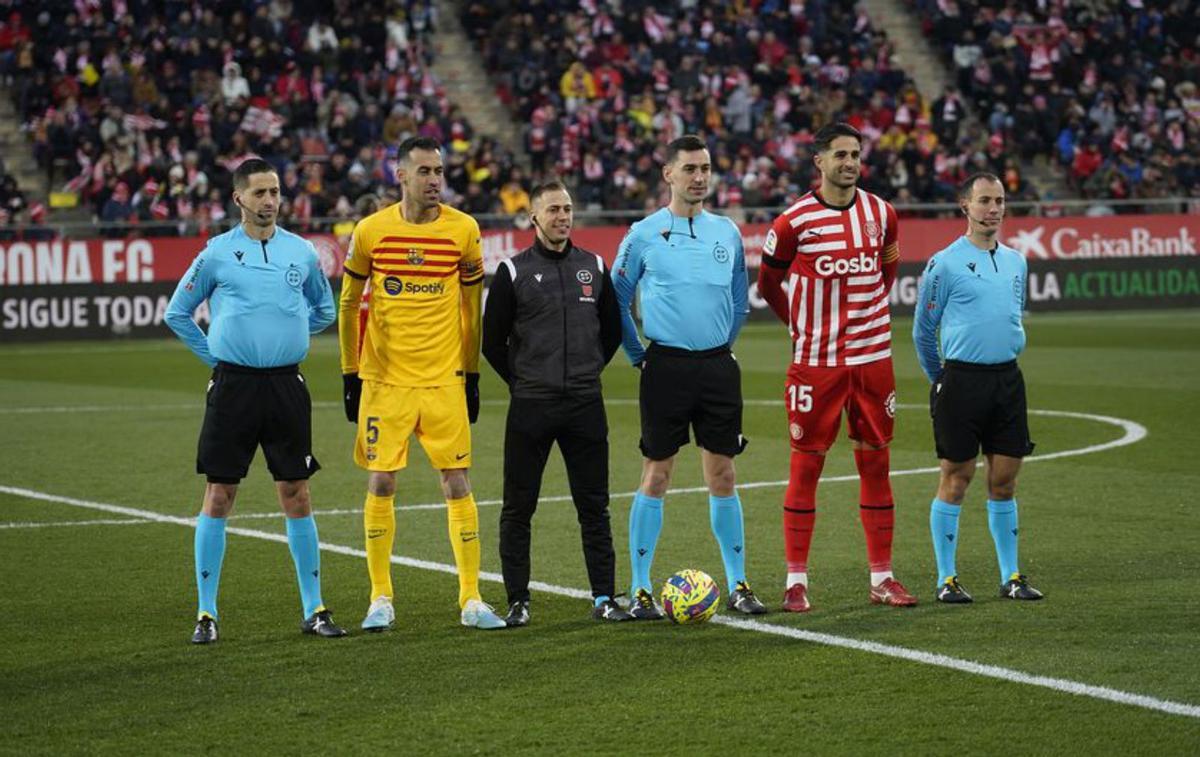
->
[338, 202, 484, 387]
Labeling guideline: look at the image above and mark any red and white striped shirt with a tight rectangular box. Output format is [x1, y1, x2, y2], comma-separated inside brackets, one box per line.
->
[761, 189, 900, 367]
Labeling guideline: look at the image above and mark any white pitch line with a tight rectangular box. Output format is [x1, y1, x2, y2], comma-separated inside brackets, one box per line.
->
[710, 616, 1200, 719]
[0, 406, 1148, 530]
[174, 404, 1156, 512]
[0, 518, 154, 529]
[0, 480, 1196, 721]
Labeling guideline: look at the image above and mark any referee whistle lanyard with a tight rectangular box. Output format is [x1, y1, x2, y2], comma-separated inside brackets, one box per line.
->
[661, 213, 697, 242]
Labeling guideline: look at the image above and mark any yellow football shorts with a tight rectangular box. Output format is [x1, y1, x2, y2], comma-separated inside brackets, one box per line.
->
[355, 380, 471, 471]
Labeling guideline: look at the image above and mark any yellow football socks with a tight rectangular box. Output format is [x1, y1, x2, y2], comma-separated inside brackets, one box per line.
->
[364, 493, 395, 601]
[446, 494, 481, 608]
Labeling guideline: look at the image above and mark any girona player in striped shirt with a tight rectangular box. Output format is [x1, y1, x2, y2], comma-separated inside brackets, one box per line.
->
[758, 122, 918, 612]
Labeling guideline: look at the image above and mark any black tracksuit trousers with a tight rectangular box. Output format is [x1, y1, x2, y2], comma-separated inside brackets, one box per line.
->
[499, 394, 616, 603]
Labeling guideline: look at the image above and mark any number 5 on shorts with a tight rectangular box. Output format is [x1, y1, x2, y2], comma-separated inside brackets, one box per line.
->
[366, 416, 381, 444]
[788, 384, 814, 413]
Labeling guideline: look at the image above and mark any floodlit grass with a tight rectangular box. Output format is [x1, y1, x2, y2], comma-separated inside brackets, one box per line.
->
[2, 313, 1198, 754]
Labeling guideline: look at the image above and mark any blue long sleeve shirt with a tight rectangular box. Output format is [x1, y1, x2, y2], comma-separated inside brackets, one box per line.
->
[913, 235, 1027, 382]
[165, 224, 336, 368]
[611, 207, 749, 365]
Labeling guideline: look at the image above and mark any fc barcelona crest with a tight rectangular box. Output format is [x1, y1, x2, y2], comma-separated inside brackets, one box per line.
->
[406, 248, 425, 265]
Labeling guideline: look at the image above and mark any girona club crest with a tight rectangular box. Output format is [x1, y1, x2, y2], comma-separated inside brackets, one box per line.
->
[885, 390, 896, 418]
[790, 423, 804, 441]
[864, 221, 880, 239]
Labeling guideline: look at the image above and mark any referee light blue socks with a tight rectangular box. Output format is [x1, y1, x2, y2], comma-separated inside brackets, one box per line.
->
[987, 499, 1020, 581]
[709, 493, 747, 590]
[629, 492, 663, 594]
[194, 513, 226, 619]
[929, 498, 961, 584]
[286, 515, 324, 618]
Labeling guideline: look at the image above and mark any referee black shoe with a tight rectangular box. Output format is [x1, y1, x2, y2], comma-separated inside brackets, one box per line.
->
[1000, 574, 1044, 601]
[301, 609, 348, 638]
[504, 600, 530, 627]
[191, 615, 218, 644]
[727, 581, 768, 615]
[936, 576, 973, 604]
[628, 589, 666, 620]
[592, 598, 634, 622]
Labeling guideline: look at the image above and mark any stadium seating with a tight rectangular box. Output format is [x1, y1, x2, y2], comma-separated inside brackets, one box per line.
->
[3, 1, 517, 231]
[912, 0, 1200, 201]
[462, 0, 988, 216]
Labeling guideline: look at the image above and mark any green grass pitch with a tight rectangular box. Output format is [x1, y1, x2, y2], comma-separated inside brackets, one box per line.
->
[2, 312, 1198, 754]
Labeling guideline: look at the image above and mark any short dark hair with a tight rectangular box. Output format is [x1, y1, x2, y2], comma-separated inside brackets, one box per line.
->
[958, 172, 1002, 201]
[812, 122, 863, 153]
[232, 158, 276, 189]
[397, 136, 442, 163]
[664, 134, 708, 165]
[530, 180, 569, 206]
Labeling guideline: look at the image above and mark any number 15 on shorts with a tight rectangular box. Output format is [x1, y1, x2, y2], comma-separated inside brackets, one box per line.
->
[787, 384, 814, 413]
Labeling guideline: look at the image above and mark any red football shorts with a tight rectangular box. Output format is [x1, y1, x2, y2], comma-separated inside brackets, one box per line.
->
[783, 357, 896, 452]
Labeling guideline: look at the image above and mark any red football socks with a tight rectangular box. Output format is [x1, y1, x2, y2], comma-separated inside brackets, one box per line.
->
[855, 447, 894, 572]
[783, 451, 824, 572]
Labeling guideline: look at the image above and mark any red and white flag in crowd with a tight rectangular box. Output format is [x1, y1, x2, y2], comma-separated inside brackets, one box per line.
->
[240, 106, 286, 139]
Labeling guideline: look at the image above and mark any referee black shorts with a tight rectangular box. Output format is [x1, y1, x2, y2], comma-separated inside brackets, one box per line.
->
[197, 362, 321, 484]
[930, 359, 1035, 463]
[638, 343, 746, 461]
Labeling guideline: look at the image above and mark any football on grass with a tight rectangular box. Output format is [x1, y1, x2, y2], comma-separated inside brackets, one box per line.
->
[660, 569, 720, 624]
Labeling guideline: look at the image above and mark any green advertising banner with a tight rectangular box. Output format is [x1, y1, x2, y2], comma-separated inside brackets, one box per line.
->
[883, 256, 1200, 316]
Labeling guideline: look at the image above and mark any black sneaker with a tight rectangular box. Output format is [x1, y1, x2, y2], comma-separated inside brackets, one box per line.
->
[191, 615, 218, 644]
[727, 581, 768, 615]
[300, 609, 348, 637]
[504, 600, 530, 627]
[591, 598, 634, 622]
[1000, 574, 1044, 601]
[628, 588, 665, 620]
[936, 576, 973, 604]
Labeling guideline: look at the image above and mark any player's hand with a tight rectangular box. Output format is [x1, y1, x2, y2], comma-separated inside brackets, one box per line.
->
[465, 372, 481, 423]
[343, 373, 362, 423]
[929, 370, 944, 418]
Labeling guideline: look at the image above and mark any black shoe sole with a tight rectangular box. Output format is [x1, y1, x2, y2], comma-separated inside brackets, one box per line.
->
[728, 605, 768, 615]
[301, 626, 349, 637]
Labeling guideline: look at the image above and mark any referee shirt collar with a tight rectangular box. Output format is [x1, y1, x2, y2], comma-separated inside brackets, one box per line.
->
[234, 223, 279, 243]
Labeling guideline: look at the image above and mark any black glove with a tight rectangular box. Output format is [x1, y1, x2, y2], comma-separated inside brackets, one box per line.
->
[343, 373, 362, 423]
[465, 372, 480, 423]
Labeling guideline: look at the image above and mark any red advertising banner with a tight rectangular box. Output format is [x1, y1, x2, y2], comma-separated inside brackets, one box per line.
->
[1, 214, 1196, 285]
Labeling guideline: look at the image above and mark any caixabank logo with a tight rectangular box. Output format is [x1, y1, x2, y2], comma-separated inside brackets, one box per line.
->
[1005, 224, 1197, 260]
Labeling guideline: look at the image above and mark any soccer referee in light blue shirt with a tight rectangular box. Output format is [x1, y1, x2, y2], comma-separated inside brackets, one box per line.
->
[913, 172, 1044, 605]
[612, 135, 766, 619]
[166, 158, 346, 644]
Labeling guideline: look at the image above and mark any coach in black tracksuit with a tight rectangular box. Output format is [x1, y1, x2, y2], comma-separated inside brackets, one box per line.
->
[483, 181, 632, 625]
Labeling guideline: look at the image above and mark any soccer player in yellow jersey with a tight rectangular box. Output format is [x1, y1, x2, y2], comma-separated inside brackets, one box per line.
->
[338, 136, 506, 630]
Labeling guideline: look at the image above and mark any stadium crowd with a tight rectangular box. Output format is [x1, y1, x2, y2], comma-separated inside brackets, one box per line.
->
[5, 0, 1192, 232]
[1, 0, 520, 232]
[915, 0, 1200, 203]
[462, 0, 1025, 218]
